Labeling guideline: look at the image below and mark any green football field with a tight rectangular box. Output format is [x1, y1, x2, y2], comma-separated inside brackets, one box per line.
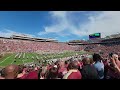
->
[0, 51, 90, 67]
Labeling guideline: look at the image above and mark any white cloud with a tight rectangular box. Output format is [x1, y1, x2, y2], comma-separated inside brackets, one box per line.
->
[39, 11, 120, 39]
[0, 29, 35, 38]
[0, 29, 16, 37]
[38, 11, 69, 36]
[79, 11, 120, 38]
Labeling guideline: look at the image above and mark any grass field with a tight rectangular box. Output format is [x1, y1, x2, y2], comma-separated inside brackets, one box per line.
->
[0, 51, 90, 67]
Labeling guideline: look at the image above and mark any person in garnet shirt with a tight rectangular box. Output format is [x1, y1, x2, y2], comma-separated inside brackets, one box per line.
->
[57, 61, 68, 78]
[108, 53, 120, 79]
[17, 66, 28, 79]
[26, 67, 38, 79]
[63, 60, 82, 79]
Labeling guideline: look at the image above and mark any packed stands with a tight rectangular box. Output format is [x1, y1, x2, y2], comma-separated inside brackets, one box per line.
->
[0, 36, 81, 53]
[0, 34, 120, 79]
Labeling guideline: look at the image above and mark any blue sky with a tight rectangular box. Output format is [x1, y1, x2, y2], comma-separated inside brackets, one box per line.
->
[0, 11, 120, 42]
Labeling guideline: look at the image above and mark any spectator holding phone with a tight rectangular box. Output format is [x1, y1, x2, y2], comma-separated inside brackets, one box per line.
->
[109, 53, 120, 78]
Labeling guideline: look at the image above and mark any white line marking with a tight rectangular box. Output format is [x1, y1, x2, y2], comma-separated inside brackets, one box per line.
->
[12, 53, 19, 64]
[0, 54, 13, 64]
[11, 60, 15, 64]
[22, 53, 30, 64]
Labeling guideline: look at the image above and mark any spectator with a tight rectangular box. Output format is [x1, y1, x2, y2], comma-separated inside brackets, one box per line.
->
[64, 61, 69, 68]
[4, 65, 19, 79]
[93, 53, 104, 79]
[0, 68, 5, 79]
[39, 66, 48, 79]
[38, 67, 42, 79]
[17, 66, 28, 79]
[107, 53, 120, 79]
[63, 60, 82, 79]
[58, 61, 67, 78]
[46, 66, 59, 79]
[78, 60, 83, 71]
[81, 57, 99, 79]
[102, 58, 110, 79]
[26, 68, 38, 79]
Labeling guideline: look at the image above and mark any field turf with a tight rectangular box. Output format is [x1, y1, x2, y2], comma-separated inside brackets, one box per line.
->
[0, 51, 90, 67]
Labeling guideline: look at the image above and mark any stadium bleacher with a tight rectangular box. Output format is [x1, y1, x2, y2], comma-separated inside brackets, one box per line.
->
[0, 34, 120, 79]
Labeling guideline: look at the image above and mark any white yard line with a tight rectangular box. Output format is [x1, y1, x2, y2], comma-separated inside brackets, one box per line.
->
[22, 59, 24, 64]
[0, 54, 13, 64]
[11, 53, 19, 64]
[22, 54, 30, 64]
[29, 53, 34, 63]
[21, 53, 24, 65]
[11, 60, 15, 64]
[11, 53, 25, 65]
[31, 54, 34, 63]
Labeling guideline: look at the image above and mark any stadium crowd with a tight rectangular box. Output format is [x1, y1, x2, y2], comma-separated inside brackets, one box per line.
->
[0, 37, 120, 79]
[84, 43, 120, 59]
[0, 39, 81, 53]
[0, 53, 120, 79]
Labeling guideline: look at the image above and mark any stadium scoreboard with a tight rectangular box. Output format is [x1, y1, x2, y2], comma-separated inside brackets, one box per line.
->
[89, 33, 101, 39]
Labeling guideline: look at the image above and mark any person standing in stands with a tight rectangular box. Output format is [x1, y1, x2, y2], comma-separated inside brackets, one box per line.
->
[112, 54, 120, 76]
[63, 60, 82, 79]
[17, 66, 28, 79]
[58, 61, 67, 78]
[46, 66, 59, 79]
[81, 57, 99, 79]
[107, 53, 120, 79]
[26, 67, 38, 79]
[93, 53, 104, 79]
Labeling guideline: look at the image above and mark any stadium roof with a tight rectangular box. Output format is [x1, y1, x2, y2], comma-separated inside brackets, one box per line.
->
[109, 33, 120, 38]
[0, 34, 58, 42]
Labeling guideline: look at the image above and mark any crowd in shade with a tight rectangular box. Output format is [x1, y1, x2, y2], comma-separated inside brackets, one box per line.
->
[0, 53, 120, 79]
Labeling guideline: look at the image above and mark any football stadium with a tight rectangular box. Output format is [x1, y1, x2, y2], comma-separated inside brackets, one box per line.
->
[0, 11, 120, 79]
[0, 34, 88, 67]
